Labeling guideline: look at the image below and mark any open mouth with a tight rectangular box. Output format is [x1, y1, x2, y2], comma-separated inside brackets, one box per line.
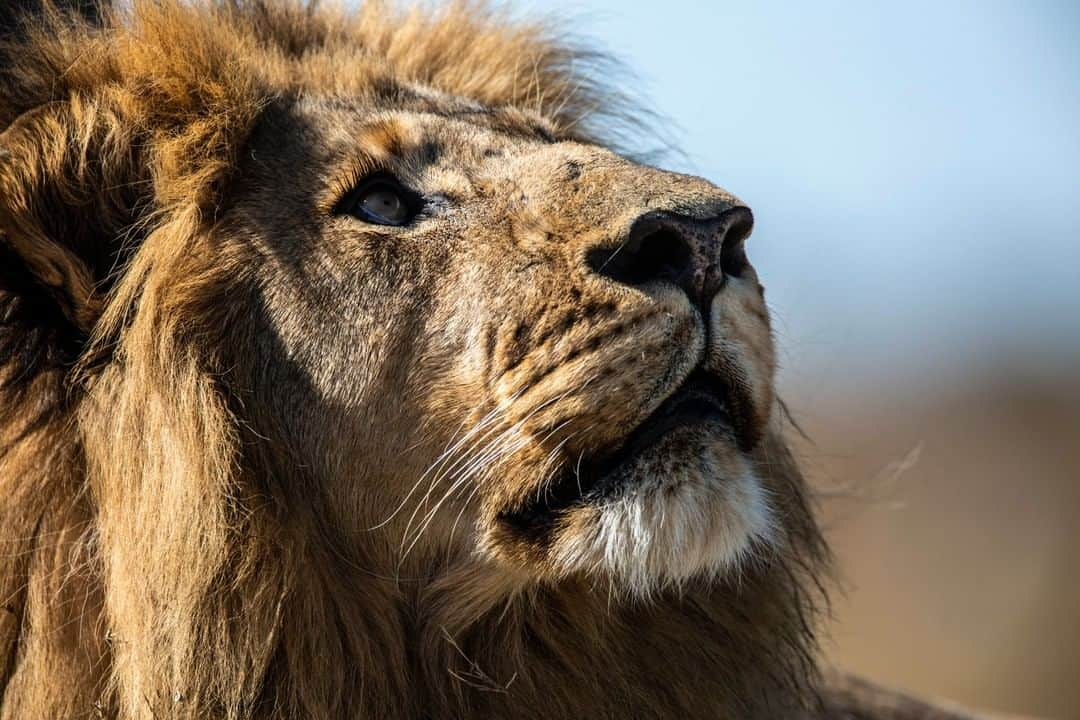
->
[499, 367, 742, 536]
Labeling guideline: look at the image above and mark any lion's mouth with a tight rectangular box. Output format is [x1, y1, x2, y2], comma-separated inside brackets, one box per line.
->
[499, 368, 742, 534]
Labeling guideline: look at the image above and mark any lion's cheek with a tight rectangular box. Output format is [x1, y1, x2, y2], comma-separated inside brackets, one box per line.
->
[487, 303, 704, 458]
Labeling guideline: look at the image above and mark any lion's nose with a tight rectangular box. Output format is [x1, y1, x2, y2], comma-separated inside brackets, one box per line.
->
[586, 207, 754, 307]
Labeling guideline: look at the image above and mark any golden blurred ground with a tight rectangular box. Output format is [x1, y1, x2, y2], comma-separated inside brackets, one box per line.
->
[791, 373, 1080, 719]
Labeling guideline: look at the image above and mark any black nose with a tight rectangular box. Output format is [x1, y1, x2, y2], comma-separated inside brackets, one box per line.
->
[587, 207, 754, 306]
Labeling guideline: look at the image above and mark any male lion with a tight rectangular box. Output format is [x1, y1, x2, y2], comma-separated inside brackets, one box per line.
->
[0, 2, 990, 719]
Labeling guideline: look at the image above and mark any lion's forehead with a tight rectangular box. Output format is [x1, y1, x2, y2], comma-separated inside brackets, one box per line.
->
[295, 93, 559, 152]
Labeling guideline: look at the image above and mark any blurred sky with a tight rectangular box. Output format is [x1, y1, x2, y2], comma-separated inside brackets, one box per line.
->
[507, 0, 1080, 391]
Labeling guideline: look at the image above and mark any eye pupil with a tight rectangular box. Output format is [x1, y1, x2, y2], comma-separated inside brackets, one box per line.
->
[349, 180, 413, 225]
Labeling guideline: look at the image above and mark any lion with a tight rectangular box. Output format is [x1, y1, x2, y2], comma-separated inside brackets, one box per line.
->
[0, 2, 991, 718]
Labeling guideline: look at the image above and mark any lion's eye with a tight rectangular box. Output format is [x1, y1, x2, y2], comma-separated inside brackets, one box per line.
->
[346, 178, 415, 226]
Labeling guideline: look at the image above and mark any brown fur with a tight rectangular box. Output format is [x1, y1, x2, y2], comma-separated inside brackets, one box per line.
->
[0, 3, 979, 719]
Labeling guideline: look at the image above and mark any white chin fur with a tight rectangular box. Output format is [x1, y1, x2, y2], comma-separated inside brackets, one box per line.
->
[550, 440, 775, 596]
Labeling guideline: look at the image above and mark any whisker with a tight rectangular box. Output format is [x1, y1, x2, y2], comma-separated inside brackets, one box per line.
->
[366, 402, 505, 531]
[397, 373, 599, 564]
[399, 429, 530, 563]
[445, 484, 483, 563]
[398, 412, 513, 545]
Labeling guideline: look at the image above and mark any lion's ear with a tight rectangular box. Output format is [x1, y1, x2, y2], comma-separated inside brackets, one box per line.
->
[0, 1, 121, 392]
[0, 98, 141, 421]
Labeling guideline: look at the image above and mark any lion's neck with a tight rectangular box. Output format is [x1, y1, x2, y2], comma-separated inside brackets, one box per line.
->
[256, 551, 825, 720]
[397, 565, 823, 719]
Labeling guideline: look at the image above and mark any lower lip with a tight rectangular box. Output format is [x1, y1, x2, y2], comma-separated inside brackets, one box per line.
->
[606, 395, 730, 471]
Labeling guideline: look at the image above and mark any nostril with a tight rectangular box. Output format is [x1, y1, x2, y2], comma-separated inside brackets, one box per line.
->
[718, 206, 754, 279]
[587, 221, 694, 292]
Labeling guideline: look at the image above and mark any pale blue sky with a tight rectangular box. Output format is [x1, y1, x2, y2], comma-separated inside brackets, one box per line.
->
[508, 0, 1080, 387]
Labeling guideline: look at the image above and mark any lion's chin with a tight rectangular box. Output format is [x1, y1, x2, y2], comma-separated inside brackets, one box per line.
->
[546, 423, 775, 594]
[490, 418, 775, 597]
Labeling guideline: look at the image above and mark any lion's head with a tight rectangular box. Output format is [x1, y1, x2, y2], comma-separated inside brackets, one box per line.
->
[237, 73, 777, 593]
[1, 2, 826, 718]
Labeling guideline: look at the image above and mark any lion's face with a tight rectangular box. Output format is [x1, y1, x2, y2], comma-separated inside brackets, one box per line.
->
[227, 89, 776, 593]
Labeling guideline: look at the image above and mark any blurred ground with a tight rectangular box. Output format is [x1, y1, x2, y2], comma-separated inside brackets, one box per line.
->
[789, 370, 1080, 719]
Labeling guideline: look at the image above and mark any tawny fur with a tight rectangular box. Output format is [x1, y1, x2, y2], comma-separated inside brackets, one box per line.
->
[0, 3, 981, 719]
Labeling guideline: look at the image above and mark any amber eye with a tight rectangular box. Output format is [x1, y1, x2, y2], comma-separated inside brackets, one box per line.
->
[345, 177, 416, 226]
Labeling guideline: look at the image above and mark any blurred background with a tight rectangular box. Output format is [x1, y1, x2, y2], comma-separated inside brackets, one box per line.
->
[502, 0, 1080, 716]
